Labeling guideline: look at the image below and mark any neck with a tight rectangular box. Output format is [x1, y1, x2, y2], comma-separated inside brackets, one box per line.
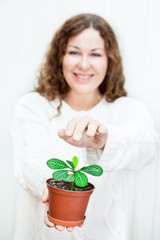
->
[64, 91, 103, 111]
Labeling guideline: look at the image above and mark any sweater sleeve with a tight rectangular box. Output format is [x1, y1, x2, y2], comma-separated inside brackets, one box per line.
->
[83, 98, 159, 171]
[11, 93, 56, 199]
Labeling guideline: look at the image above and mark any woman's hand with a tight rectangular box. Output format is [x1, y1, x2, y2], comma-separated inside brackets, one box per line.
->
[42, 186, 74, 232]
[58, 115, 108, 150]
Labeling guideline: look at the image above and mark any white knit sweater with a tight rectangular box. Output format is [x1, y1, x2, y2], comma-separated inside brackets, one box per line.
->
[12, 92, 158, 240]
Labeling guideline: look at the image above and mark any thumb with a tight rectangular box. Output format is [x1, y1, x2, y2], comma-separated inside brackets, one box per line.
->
[42, 185, 49, 203]
[58, 129, 66, 139]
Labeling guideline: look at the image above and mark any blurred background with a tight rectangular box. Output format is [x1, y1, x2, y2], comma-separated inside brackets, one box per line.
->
[0, 0, 160, 239]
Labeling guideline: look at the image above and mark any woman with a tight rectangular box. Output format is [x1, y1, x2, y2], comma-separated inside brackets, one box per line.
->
[12, 14, 158, 240]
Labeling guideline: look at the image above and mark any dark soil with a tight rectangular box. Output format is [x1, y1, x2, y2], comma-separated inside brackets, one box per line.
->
[48, 179, 93, 191]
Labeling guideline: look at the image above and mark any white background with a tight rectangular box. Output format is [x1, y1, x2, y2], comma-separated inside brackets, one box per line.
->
[0, 0, 160, 239]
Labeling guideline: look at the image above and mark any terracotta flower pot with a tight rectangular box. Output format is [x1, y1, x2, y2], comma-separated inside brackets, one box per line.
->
[47, 178, 95, 227]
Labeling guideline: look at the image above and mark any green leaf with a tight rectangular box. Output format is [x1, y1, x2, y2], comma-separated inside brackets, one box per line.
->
[72, 156, 78, 169]
[66, 160, 74, 169]
[47, 158, 69, 169]
[79, 165, 103, 176]
[63, 173, 75, 182]
[52, 170, 68, 180]
[74, 171, 88, 187]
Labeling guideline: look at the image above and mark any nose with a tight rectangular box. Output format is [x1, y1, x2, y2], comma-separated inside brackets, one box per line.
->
[78, 55, 90, 71]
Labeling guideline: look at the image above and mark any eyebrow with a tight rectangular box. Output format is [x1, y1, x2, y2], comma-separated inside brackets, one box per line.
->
[67, 45, 104, 51]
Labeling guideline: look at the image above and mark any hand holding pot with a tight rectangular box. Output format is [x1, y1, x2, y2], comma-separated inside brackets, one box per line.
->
[42, 186, 75, 232]
[58, 115, 108, 150]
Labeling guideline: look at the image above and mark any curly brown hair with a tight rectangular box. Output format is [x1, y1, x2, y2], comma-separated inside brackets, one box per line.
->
[34, 13, 127, 113]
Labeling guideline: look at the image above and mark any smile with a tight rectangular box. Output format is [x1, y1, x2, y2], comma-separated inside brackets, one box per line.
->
[73, 73, 94, 82]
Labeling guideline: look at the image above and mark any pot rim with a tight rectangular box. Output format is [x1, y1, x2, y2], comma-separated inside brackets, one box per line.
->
[46, 178, 95, 195]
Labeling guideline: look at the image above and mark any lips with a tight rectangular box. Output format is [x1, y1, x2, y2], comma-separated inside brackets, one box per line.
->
[73, 73, 94, 82]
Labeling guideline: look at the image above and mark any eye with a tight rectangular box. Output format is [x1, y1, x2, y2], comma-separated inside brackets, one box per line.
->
[68, 51, 80, 55]
[91, 53, 101, 57]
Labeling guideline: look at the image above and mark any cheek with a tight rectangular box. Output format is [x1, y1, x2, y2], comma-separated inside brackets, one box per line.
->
[62, 56, 76, 74]
[62, 57, 69, 74]
[102, 64, 108, 76]
[96, 61, 108, 76]
[102, 57, 108, 74]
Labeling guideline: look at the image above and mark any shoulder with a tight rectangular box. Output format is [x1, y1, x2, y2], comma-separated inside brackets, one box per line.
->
[15, 92, 59, 119]
[108, 96, 148, 112]
[109, 96, 153, 123]
[113, 96, 145, 107]
[16, 92, 48, 107]
[95, 96, 148, 117]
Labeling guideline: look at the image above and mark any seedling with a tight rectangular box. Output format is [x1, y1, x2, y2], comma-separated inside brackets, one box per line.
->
[47, 156, 103, 190]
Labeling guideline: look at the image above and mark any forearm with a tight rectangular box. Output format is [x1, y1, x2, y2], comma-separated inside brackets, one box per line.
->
[83, 123, 159, 171]
[14, 153, 51, 199]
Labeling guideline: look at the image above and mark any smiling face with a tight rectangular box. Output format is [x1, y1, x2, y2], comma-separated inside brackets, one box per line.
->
[62, 28, 108, 100]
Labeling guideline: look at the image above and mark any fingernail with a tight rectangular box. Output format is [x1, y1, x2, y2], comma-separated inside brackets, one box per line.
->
[65, 130, 72, 136]
[98, 126, 104, 133]
[87, 131, 94, 136]
[73, 134, 80, 140]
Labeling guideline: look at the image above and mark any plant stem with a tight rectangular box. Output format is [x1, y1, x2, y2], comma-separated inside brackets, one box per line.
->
[71, 181, 74, 191]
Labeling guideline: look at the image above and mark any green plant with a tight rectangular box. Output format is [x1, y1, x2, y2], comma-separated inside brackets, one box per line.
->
[47, 156, 103, 190]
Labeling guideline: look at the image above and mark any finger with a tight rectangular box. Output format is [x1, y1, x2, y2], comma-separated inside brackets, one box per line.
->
[97, 125, 108, 151]
[97, 124, 108, 135]
[79, 223, 84, 228]
[55, 225, 65, 231]
[86, 120, 101, 137]
[42, 185, 49, 203]
[58, 129, 77, 145]
[44, 202, 55, 228]
[58, 130, 71, 142]
[58, 129, 81, 147]
[58, 128, 66, 139]
[65, 117, 79, 137]
[72, 115, 92, 141]
[66, 226, 74, 232]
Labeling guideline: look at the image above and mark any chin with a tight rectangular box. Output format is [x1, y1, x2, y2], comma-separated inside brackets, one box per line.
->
[75, 87, 93, 94]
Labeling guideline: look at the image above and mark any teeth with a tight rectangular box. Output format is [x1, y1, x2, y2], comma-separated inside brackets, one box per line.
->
[76, 75, 91, 79]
